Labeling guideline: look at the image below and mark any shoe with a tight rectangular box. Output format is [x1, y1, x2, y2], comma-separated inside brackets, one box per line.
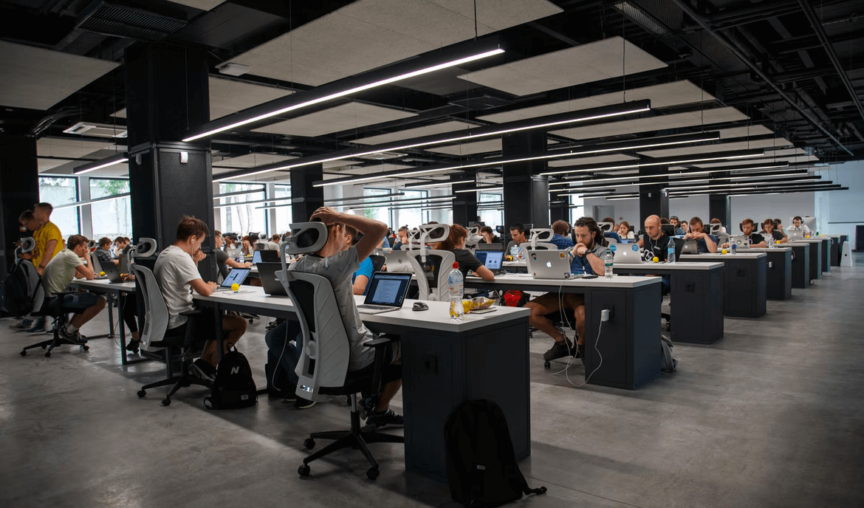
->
[268, 384, 297, 402]
[293, 396, 316, 410]
[543, 339, 574, 362]
[366, 408, 404, 428]
[189, 359, 216, 383]
[125, 339, 141, 354]
[10, 319, 32, 330]
[58, 326, 85, 344]
[25, 317, 46, 333]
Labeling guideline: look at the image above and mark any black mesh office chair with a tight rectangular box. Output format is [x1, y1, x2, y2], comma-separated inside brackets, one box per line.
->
[20, 289, 90, 357]
[368, 254, 386, 273]
[279, 223, 403, 481]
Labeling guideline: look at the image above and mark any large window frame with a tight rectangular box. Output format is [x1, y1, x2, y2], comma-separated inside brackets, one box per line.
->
[38, 176, 80, 238]
[216, 182, 268, 237]
[478, 192, 503, 230]
[363, 187, 394, 229]
[273, 184, 292, 234]
[569, 194, 584, 224]
[89, 177, 132, 240]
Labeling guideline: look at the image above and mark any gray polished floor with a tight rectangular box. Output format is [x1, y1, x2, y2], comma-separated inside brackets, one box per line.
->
[2, 262, 863, 508]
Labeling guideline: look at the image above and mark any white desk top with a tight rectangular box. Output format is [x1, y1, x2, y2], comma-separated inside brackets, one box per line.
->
[613, 261, 724, 271]
[465, 273, 660, 288]
[680, 252, 766, 260]
[70, 278, 137, 291]
[743, 247, 792, 253]
[193, 287, 529, 333]
[788, 239, 824, 244]
[502, 261, 526, 267]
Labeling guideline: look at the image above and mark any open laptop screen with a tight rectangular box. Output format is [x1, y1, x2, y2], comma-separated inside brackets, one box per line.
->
[475, 250, 503, 270]
[364, 273, 411, 307]
[253, 250, 261, 264]
[221, 268, 250, 288]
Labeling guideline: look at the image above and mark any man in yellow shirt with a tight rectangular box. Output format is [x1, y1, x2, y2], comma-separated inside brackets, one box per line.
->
[33, 202, 63, 276]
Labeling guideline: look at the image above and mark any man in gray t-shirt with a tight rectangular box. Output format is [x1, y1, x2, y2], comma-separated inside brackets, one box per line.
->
[290, 207, 403, 428]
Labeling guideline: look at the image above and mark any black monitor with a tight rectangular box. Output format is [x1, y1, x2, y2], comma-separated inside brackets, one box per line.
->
[661, 224, 676, 237]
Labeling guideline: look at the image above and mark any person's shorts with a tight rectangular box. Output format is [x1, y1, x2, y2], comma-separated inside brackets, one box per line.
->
[60, 293, 102, 312]
[528, 292, 585, 313]
[349, 340, 402, 384]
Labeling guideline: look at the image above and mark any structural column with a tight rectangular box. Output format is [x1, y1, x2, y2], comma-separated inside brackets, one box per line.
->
[290, 164, 324, 223]
[709, 194, 730, 226]
[451, 174, 478, 226]
[125, 43, 215, 276]
[639, 165, 669, 225]
[0, 135, 40, 275]
[502, 131, 549, 234]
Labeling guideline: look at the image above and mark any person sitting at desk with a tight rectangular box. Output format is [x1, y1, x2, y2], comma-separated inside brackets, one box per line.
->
[617, 220, 635, 239]
[762, 219, 787, 245]
[638, 215, 671, 261]
[240, 235, 254, 256]
[721, 218, 766, 248]
[505, 223, 528, 258]
[436, 224, 495, 281]
[291, 207, 403, 428]
[549, 220, 575, 250]
[94, 237, 117, 267]
[267, 234, 281, 250]
[392, 226, 410, 251]
[42, 235, 107, 343]
[525, 217, 607, 364]
[113, 236, 130, 258]
[774, 218, 784, 234]
[684, 217, 718, 253]
[478, 225, 500, 244]
[214, 230, 252, 280]
[669, 216, 686, 236]
[154, 217, 248, 382]
[786, 216, 811, 236]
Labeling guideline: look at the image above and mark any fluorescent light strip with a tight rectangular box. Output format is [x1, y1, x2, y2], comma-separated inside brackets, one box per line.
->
[539, 152, 764, 177]
[549, 163, 791, 186]
[667, 178, 818, 192]
[455, 186, 504, 193]
[668, 183, 836, 196]
[54, 193, 131, 209]
[314, 167, 457, 187]
[73, 155, 128, 175]
[186, 48, 504, 142]
[555, 172, 813, 194]
[404, 180, 475, 189]
[213, 189, 265, 199]
[605, 196, 640, 201]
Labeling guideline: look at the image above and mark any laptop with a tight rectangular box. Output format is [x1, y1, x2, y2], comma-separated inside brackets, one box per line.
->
[357, 272, 412, 314]
[253, 250, 278, 264]
[612, 243, 645, 263]
[475, 243, 504, 251]
[729, 235, 750, 248]
[214, 267, 251, 291]
[681, 240, 700, 255]
[474, 250, 505, 275]
[99, 260, 124, 283]
[787, 231, 804, 242]
[526, 250, 572, 279]
[257, 262, 287, 296]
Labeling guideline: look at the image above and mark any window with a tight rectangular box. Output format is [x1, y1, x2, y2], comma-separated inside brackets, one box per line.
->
[363, 188, 392, 228]
[273, 184, 292, 233]
[570, 194, 584, 224]
[394, 190, 428, 228]
[217, 183, 268, 237]
[90, 178, 132, 240]
[39, 177, 79, 237]
[478, 193, 502, 230]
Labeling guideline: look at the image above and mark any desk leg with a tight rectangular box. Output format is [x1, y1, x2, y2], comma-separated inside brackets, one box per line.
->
[106, 295, 115, 339]
[214, 305, 224, 363]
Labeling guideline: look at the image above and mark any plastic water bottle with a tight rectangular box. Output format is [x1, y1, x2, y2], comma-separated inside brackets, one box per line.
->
[448, 262, 464, 322]
[731, 243, 737, 255]
[510, 245, 518, 261]
[667, 241, 675, 264]
[604, 248, 615, 279]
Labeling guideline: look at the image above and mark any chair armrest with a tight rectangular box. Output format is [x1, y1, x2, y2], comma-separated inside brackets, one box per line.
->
[363, 335, 399, 348]
[365, 334, 400, 395]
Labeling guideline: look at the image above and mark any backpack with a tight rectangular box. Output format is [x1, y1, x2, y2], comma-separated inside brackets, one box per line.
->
[0, 260, 39, 318]
[661, 336, 678, 373]
[204, 347, 258, 409]
[445, 400, 546, 507]
[502, 290, 528, 307]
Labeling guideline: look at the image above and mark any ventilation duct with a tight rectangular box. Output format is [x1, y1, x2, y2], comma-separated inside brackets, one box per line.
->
[76, 1, 187, 42]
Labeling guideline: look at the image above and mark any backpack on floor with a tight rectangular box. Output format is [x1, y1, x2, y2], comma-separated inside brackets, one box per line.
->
[204, 347, 257, 409]
[445, 399, 546, 507]
[0, 259, 40, 318]
[661, 336, 678, 373]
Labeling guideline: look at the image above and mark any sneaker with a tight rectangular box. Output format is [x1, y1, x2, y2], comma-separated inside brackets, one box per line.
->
[125, 339, 141, 354]
[189, 359, 216, 383]
[10, 319, 32, 330]
[366, 408, 404, 428]
[543, 339, 574, 362]
[58, 326, 85, 344]
[293, 396, 316, 410]
[268, 384, 297, 402]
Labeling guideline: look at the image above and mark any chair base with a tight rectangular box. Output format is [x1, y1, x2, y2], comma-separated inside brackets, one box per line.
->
[137, 356, 211, 406]
[299, 401, 404, 480]
[20, 329, 88, 358]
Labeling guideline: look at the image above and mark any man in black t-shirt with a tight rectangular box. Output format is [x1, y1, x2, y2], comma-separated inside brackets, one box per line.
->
[721, 218, 766, 248]
[638, 215, 670, 261]
[214, 230, 252, 280]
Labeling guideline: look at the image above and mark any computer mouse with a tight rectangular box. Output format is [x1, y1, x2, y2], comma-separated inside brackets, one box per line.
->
[412, 302, 429, 311]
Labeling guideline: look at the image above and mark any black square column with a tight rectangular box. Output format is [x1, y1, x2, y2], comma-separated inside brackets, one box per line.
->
[502, 131, 549, 231]
[290, 164, 324, 223]
[639, 165, 669, 224]
[709, 194, 730, 225]
[0, 136, 39, 274]
[451, 174, 478, 226]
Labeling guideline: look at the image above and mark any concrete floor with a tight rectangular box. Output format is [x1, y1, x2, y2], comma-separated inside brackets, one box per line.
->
[2, 262, 863, 508]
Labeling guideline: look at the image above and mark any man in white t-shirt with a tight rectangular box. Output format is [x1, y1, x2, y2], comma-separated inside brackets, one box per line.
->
[154, 216, 247, 382]
[786, 215, 812, 236]
[41, 235, 107, 343]
[290, 208, 402, 428]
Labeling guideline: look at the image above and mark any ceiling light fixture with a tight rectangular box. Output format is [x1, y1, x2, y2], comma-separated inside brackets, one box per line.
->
[184, 45, 505, 142]
[455, 186, 504, 193]
[550, 162, 792, 186]
[539, 149, 766, 177]
[73, 152, 128, 175]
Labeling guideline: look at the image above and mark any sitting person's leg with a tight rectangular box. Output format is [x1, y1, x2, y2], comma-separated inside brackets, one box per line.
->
[60, 293, 107, 340]
[200, 312, 248, 367]
[120, 294, 140, 350]
[525, 293, 577, 361]
[367, 343, 403, 427]
[264, 320, 302, 392]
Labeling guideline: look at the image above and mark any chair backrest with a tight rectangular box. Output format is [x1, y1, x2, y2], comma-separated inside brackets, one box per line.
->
[90, 252, 103, 274]
[597, 222, 614, 232]
[368, 254, 386, 273]
[131, 264, 169, 349]
[412, 250, 456, 301]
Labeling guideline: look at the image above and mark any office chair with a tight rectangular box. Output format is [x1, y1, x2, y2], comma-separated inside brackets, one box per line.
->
[277, 223, 403, 481]
[20, 286, 89, 357]
[133, 265, 211, 406]
[368, 254, 386, 273]
[401, 224, 453, 301]
[522, 228, 557, 251]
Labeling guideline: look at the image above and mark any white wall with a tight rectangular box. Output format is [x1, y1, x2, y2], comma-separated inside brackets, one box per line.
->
[729, 192, 814, 233]
[669, 194, 710, 224]
[815, 161, 864, 240]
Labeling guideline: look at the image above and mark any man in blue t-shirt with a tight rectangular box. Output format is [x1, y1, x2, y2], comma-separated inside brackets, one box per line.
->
[348, 227, 375, 295]
[683, 217, 718, 253]
[549, 220, 575, 250]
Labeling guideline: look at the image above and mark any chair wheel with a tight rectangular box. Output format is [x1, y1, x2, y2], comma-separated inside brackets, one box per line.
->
[20, 350, 26, 356]
[298, 464, 310, 477]
[248, 318, 254, 324]
[137, 390, 146, 398]
[544, 361, 550, 369]
[366, 467, 379, 480]
[45, 352, 51, 358]
[161, 398, 171, 407]
[303, 438, 315, 450]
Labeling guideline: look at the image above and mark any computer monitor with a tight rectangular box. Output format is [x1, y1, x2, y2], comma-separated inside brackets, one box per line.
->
[661, 224, 676, 237]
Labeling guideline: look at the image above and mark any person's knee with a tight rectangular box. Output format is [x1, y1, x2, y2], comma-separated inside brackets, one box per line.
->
[94, 298, 107, 311]
[575, 306, 585, 321]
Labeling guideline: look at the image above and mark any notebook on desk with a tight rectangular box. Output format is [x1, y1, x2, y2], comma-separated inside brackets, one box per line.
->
[612, 243, 645, 263]
[357, 273, 412, 314]
[99, 260, 124, 283]
[681, 240, 699, 255]
[257, 262, 287, 296]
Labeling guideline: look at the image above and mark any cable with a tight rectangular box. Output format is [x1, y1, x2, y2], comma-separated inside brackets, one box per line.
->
[558, 320, 603, 389]
[271, 321, 291, 393]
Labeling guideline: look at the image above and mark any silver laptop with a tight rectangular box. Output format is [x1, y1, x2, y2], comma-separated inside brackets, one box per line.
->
[787, 231, 804, 241]
[612, 243, 645, 263]
[526, 250, 572, 279]
[729, 235, 750, 248]
[681, 240, 700, 255]
[357, 272, 412, 314]
[214, 267, 250, 291]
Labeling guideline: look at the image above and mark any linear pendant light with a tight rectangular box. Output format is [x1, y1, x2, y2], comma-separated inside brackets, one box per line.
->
[184, 44, 505, 142]
[313, 131, 725, 188]
[214, 100, 654, 182]
[539, 149, 765, 177]
[668, 182, 838, 196]
[554, 173, 817, 194]
[455, 186, 503, 193]
[73, 152, 128, 175]
[54, 192, 131, 209]
[550, 162, 791, 186]
[403, 179, 476, 189]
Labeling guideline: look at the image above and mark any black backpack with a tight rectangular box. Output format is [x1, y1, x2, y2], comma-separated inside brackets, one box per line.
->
[204, 347, 258, 410]
[445, 400, 546, 507]
[0, 261, 38, 318]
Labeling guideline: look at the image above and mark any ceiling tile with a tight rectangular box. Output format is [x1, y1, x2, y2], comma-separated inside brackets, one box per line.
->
[212, 153, 296, 168]
[252, 102, 416, 137]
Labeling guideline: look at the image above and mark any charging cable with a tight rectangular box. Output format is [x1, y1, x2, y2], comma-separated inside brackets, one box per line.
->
[555, 309, 607, 388]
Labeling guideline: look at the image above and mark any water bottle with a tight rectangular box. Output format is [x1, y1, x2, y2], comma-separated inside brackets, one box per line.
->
[731, 243, 737, 255]
[604, 248, 614, 279]
[667, 241, 675, 263]
[448, 262, 464, 322]
[510, 245, 518, 261]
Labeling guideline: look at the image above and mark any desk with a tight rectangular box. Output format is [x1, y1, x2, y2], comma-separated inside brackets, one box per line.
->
[736, 248, 792, 300]
[68, 278, 142, 366]
[461, 274, 662, 390]
[679, 253, 767, 318]
[789, 240, 822, 281]
[785, 244, 810, 288]
[820, 238, 831, 273]
[823, 235, 847, 266]
[193, 288, 531, 482]
[612, 262, 724, 345]
[502, 260, 528, 272]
